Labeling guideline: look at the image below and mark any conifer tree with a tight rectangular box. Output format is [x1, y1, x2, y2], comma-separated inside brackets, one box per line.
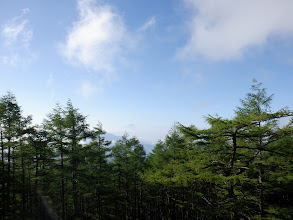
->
[43, 103, 68, 219]
[82, 122, 111, 219]
[0, 92, 22, 218]
[179, 81, 293, 219]
[64, 100, 90, 218]
[111, 134, 146, 219]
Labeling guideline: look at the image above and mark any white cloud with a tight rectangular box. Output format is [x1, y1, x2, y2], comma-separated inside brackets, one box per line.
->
[46, 73, 57, 104]
[1, 8, 35, 66]
[178, 0, 293, 61]
[1, 8, 32, 48]
[183, 68, 202, 84]
[2, 20, 28, 45]
[79, 81, 103, 99]
[47, 73, 54, 86]
[125, 123, 136, 132]
[1, 54, 20, 66]
[138, 16, 156, 32]
[0, 52, 36, 66]
[60, 0, 129, 73]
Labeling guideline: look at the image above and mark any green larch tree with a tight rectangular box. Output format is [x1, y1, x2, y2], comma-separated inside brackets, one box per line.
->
[64, 100, 90, 218]
[81, 122, 111, 219]
[43, 103, 68, 219]
[0, 92, 22, 218]
[179, 81, 293, 219]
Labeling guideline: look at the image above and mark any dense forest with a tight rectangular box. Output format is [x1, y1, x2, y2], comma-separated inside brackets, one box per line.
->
[1, 81, 293, 219]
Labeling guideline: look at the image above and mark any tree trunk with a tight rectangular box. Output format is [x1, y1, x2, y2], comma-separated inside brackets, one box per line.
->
[7, 140, 11, 215]
[0, 125, 5, 218]
[61, 146, 65, 220]
[228, 131, 237, 198]
[12, 146, 16, 216]
[258, 122, 264, 218]
[72, 160, 78, 216]
[21, 155, 26, 218]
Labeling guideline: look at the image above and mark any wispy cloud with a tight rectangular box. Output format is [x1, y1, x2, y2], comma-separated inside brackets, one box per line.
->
[47, 73, 54, 86]
[178, 0, 293, 61]
[1, 8, 32, 48]
[138, 16, 156, 32]
[46, 73, 57, 104]
[78, 81, 103, 99]
[1, 54, 20, 66]
[183, 68, 202, 84]
[125, 123, 136, 130]
[60, 0, 130, 74]
[1, 8, 35, 66]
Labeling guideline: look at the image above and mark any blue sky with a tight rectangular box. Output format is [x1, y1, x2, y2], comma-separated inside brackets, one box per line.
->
[1, 0, 293, 144]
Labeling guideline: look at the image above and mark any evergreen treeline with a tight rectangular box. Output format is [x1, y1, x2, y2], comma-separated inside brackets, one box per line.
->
[1, 81, 293, 219]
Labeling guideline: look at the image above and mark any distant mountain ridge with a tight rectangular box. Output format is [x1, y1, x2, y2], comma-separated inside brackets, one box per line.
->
[104, 133, 154, 154]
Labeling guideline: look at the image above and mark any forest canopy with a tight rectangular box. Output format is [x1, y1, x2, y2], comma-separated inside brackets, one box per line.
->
[1, 81, 293, 219]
